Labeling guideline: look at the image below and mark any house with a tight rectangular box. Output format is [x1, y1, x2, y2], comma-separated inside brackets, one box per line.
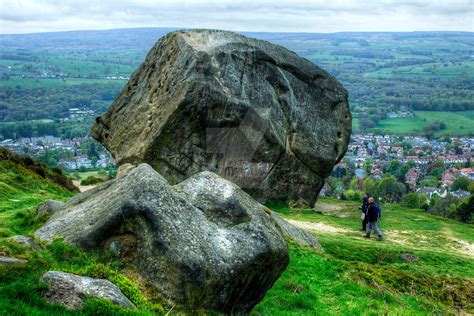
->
[451, 189, 471, 200]
[371, 168, 383, 180]
[459, 168, 474, 180]
[405, 167, 420, 191]
[416, 187, 447, 202]
[441, 168, 458, 188]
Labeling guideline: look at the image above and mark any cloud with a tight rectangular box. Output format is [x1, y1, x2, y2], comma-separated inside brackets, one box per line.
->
[0, 0, 472, 34]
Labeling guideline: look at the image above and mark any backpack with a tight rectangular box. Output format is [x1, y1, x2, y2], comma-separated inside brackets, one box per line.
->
[375, 204, 382, 220]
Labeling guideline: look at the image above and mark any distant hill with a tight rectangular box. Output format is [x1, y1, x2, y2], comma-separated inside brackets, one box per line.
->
[0, 28, 472, 136]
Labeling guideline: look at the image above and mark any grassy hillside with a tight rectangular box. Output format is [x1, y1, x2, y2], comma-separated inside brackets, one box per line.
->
[255, 198, 474, 315]
[374, 110, 474, 135]
[1, 155, 473, 315]
[0, 153, 168, 315]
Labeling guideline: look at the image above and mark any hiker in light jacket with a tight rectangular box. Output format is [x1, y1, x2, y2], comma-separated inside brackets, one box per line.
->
[365, 197, 383, 241]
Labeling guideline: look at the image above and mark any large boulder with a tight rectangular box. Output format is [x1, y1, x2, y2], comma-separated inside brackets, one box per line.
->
[92, 29, 351, 207]
[36, 164, 310, 313]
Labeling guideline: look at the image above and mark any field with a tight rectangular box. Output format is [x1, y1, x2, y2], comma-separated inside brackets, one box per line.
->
[375, 110, 474, 135]
[0, 29, 473, 138]
[1, 156, 473, 315]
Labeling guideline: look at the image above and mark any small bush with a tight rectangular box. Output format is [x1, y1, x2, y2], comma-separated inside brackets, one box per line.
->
[80, 176, 105, 186]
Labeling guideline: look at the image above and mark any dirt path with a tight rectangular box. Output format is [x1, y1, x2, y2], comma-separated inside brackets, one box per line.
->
[441, 227, 474, 257]
[72, 180, 96, 193]
[287, 220, 350, 234]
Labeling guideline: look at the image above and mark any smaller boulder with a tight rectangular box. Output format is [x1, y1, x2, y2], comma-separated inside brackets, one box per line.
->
[9, 235, 40, 250]
[0, 256, 27, 266]
[37, 200, 66, 218]
[41, 271, 136, 309]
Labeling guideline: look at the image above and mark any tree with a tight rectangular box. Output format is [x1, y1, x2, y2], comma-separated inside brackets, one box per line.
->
[91, 156, 99, 168]
[402, 193, 427, 209]
[456, 196, 474, 223]
[468, 181, 474, 194]
[451, 177, 469, 191]
[364, 158, 372, 175]
[429, 194, 460, 218]
[363, 178, 377, 197]
[376, 175, 406, 203]
[388, 160, 400, 175]
[420, 176, 439, 188]
[87, 142, 99, 159]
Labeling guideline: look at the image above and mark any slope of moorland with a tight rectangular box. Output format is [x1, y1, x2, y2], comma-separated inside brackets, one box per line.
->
[254, 198, 474, 315]
[0, 153, 473, 315]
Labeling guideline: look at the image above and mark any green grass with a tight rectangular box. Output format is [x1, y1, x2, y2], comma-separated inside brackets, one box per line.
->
[374, 110, 474, 136]
[352, 117, 360, 131]
[376, 116, 425, 134]
[367, 62, 474, 79]
[1, 158, 473, 315]
[254, 198, 474, 314]
[0, 77, 127, 89]
[0, 158, 168, 315]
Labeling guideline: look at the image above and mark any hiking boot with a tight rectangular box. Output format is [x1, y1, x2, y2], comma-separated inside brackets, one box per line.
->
[377, 235, 383, 241]
[364, 234, 370, 238]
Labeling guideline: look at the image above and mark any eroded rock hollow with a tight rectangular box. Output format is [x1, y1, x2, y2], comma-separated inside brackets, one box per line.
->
[92, 29, 351, 206]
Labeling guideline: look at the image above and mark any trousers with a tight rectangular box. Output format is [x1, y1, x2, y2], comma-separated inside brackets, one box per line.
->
[366, 221, 381, 237]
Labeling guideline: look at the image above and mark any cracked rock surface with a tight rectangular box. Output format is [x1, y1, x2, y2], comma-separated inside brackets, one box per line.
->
[35, 164, 319, 313]
[92, 29, 351, 206]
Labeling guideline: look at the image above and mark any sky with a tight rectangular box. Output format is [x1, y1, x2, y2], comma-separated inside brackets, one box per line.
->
[0, 0, 473, 34]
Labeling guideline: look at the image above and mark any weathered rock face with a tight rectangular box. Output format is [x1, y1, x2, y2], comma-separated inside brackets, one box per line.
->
[41, 271, 136, 309]
[92, 29, 351, 206]
[35, 164, 300, 313]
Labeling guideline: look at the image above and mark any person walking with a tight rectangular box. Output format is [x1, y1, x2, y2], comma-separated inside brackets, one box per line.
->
[365, 197, 383, 241]
[360, 195, 369, 231]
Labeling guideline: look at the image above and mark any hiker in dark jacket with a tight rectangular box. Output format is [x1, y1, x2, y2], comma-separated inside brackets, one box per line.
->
[365, 197, 383, 241]
[360, 195, 369, 231]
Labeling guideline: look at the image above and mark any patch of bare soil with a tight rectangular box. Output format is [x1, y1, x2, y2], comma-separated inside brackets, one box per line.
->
[314, 202, 350, 218]
[448, 237, 474, 257]
[72, 180, 96, 193]
[287, 220, 350, 234]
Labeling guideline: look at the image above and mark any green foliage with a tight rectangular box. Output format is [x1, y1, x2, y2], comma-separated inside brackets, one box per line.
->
[341, 189, 364, 201]
[468, 181, 474, 194]
[376, 175, 406, 203]
[452, 177, 469, 191]
[420, 176, 439, 188]
[80, 175, 105, 186]
[363, 178, 377, 198]
[402, 193, 427, 209]
[455, 196, 474, 223]
[428, 194, 472, 222]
